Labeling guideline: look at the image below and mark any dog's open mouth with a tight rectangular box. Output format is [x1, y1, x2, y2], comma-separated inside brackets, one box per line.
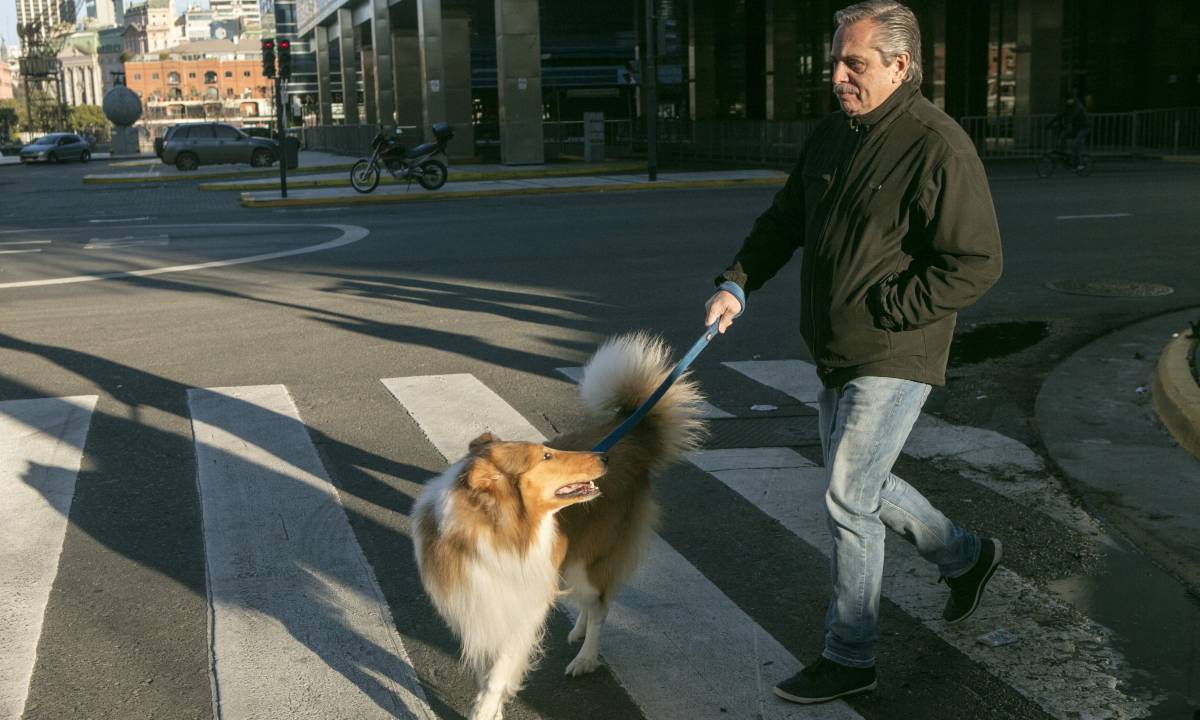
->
[555, 481, 601, 498]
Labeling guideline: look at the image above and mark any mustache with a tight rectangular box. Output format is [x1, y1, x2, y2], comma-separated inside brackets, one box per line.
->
[833, 83, 859, 97]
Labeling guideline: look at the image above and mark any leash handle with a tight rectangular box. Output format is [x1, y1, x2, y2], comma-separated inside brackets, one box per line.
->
[591, 321, 721, 453]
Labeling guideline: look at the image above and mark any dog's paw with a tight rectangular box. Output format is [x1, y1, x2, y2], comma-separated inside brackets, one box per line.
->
[567, 624, 587, 644]
[564, 653, 602, 676]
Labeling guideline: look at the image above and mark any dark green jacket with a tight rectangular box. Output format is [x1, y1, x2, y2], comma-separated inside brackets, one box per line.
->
[718, 83, 1002, 387]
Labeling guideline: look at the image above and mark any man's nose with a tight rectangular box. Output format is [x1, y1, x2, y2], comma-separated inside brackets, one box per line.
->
[831, 61, 849, 84]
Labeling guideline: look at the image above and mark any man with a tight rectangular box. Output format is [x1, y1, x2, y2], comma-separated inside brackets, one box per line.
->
[1053, 93, 1090, 170]
[704, 0, 1004, 705]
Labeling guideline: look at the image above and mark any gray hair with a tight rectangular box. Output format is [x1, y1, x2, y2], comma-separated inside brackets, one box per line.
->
[834, 1, 923, 87]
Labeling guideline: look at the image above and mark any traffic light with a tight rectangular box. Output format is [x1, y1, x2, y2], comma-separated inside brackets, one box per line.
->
[277, 39, 291, 79]
[261, 38, 276, 78]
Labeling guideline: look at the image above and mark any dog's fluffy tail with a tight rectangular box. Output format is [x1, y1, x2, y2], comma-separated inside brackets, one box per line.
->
[579, 332, 707, 466]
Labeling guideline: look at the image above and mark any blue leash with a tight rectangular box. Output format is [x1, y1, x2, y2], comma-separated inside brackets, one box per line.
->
[591, 320, 721, 453]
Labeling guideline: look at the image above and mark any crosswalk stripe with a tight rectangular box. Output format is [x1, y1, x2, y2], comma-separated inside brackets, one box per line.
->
[383, 373, 545, 453]
[689, 447, 1150, 720]
[0, 396, 97, 720]
[556, 366, 734, 419]
[187, 385, 435, 720]
[723, 359, 1106, 539]
[386, 374, 864, 719]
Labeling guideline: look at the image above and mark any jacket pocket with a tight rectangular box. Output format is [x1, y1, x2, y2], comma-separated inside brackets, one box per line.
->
[821, 294, 892, 367]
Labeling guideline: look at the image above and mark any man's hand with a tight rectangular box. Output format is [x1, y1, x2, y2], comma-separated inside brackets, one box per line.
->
[705, 290, 742, 334]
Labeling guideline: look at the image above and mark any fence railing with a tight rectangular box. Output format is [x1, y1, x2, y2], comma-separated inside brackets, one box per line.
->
[301, 107, 1200, 163]
[957, 108, 1200, 158]
[300, 124, 401, 156]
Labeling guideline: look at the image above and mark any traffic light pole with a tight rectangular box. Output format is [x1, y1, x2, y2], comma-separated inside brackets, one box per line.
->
[644, 0, 657, 182]
[276, 76, 288, 198]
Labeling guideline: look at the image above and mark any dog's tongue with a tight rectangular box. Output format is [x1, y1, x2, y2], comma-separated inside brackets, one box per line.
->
[555, 482, 598, 498]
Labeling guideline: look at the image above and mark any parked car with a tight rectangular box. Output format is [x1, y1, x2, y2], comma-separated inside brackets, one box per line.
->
[20, 133, 92, 164]
[154, 124, 184, 158]
[160, 123, 277, 171]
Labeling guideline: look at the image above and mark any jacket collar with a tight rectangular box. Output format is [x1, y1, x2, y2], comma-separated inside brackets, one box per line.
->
[846, 82, 919, 134]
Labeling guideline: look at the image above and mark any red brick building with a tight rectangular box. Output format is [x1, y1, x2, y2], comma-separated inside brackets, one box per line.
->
[126, 38, 274, 136]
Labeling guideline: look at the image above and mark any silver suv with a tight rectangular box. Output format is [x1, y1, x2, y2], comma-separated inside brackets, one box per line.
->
[160, 123, 277, 171]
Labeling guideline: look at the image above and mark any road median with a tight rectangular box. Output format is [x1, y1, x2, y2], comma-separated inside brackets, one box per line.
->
[1153, 327, 1200, 459]
[202, 160, 648, 191]
[238, 170, 787, 207]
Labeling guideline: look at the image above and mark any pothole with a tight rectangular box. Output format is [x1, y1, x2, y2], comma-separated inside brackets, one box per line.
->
[949, 321, 1049, 365]
[1045, 279, 1174, 297]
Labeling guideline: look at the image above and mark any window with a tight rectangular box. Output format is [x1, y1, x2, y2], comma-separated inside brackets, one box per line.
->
[225, 87, 234, 97]
[173, 125, 191, 139]
[134, 73, 141, 80]
[212, 124, 239, 139]
[204, 87, 219, 100]
[152, 72, 159, 80]
[188, 125, 214, 138]
[224, 71, 232, 78]
[188, 72, 196, 78]
[243, 70, 251, 77]
[205, 71, 217, 83]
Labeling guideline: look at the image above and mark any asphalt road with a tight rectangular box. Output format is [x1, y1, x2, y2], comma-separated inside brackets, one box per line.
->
[1, 157, 1198, 720]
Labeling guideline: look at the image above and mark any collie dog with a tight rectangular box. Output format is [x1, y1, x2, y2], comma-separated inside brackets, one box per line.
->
[412, 333, 706, 720]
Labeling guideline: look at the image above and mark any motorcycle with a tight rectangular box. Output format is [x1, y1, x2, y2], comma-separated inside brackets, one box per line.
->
[350, 122, 454, 194]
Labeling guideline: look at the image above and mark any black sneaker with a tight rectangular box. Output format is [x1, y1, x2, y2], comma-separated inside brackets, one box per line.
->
[942, 538, 1003, 624]
[773, 657, 877, 704]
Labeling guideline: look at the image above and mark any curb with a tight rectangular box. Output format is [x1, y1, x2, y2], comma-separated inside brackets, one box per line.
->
[1153, 328, 1200, 458]
[83, 163, 354, 185]
[201, 161, 649, 192]
[239, 175, 787, 207]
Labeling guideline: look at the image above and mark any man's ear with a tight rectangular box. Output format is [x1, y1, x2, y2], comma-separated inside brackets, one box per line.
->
[891, 51, 910, 83]
[469, 432, 498, 452]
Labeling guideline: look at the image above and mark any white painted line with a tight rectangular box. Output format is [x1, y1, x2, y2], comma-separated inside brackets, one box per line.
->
[187, 385, 435, 720]
[0, 224, 368, 290]
[385, 374, 862, 720]
[723, 359, 824, 406]
[689, 447, 1150, 720]
[556, 366, 734, 419]
[1055, 213, 1132, 220]
[0, 249, 41, 255]
[0, 241, 51, 246]
[88, 217, 150, 223]
[0, 396, 97, 720]
[383, 374, 544, 456]
[83, 236, 170, 250]
[723, 359, 1106, 540]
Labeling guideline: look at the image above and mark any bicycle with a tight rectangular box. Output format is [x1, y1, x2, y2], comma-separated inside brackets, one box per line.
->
[1036, 130, 1093, 178]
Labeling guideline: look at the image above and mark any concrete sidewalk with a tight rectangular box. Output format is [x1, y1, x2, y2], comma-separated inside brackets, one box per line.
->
[1, 152, 112, 167]
[82, 150, 355, 184]
[1036, 308, 1200, 592]
[238, 169, 787, 207]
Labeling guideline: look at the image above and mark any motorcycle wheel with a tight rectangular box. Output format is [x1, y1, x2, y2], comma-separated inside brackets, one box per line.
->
[416, 159, 448, 190]
[350, 160, 380, 194]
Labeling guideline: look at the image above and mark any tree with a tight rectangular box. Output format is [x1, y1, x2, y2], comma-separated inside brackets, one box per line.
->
[70, 104, 110, 142]
[0, 104, 18, 142]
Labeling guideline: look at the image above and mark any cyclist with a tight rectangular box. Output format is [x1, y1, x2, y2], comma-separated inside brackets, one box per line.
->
[1051, 93, 1089, 170]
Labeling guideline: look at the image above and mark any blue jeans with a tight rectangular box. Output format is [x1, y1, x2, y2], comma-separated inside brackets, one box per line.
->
[817, 376, 980, 668]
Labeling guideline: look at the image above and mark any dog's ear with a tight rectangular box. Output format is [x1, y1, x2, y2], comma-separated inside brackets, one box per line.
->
[469, 432, 498, 453]
[460, 456, 505, 492]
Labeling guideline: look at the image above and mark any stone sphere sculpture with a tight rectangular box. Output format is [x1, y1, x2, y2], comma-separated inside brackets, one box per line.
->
[102, 85, 142, 127]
